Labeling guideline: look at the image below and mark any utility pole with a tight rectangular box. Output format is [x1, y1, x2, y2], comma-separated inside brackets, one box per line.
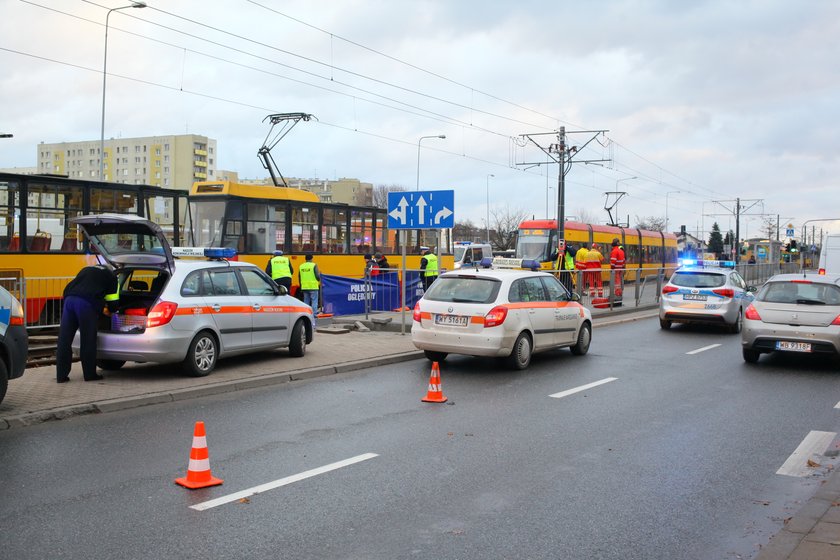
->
[516, 127, 609, 244]
[705, 198, 762, 264]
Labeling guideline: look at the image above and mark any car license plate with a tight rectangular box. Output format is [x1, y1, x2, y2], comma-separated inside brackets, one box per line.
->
[776, 341, 811, 352]
[683, 294, 707, 301]
[434, 314, 468, 327]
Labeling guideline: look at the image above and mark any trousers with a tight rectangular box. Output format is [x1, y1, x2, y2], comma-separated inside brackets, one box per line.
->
[56, 296, 101, 381]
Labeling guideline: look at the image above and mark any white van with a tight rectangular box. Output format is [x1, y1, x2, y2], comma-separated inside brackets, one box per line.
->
[453, 242, 493, 269]
[818, 234, 840, 274]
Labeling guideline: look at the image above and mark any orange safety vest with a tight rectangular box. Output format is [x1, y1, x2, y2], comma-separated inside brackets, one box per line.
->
[610, 245, 626, 269]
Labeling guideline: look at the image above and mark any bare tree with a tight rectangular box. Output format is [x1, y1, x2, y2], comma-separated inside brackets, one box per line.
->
[634, 215, 667, 231]
[574, 207, 600, 224]
[760, 216, 777, 239]
[489, 206, 528, 251]
[453, 219, 482, 243]
[372, 184, 407, 209]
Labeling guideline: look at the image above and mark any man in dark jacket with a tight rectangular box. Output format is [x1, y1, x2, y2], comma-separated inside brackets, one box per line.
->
[56, 265, 118, 383]
[374, 252, 390, 270]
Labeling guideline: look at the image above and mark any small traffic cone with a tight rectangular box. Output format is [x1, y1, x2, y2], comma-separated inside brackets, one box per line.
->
[175, 421, 223, 489]
[421, 362, 448, 403]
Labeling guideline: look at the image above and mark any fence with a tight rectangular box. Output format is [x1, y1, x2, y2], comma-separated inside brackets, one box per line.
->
[10, 261, 808, 333]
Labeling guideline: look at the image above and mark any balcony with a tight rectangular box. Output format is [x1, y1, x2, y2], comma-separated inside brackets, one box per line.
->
[194, 171, 207, 179]
[194, 149, 208, 156]
[194, 160, 207, 167]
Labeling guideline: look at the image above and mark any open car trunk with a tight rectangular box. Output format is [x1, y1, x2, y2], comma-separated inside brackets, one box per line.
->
[100, 268, 170, 333]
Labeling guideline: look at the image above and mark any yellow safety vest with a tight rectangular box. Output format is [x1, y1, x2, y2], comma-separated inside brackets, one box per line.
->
[424, 253, 439, 277]
[299, 262, 319, 290]
[270, 256, 292, 280]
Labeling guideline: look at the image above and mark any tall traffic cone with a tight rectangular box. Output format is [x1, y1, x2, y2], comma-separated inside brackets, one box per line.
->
[175, 421, 223, 489]
[421, 362, 448, 403]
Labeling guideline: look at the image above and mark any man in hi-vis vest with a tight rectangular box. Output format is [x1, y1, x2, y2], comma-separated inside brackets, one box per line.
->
[298, 253, 321, 318]
[420, 246, 438, 291]
[266, 250, 293, 292]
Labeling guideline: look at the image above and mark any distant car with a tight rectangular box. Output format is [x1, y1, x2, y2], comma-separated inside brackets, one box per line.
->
[0, 285, 28, 405]
[453, 242, 493, 269]
[70, 214, 315, 377]
[659, 259, 756, 333]
[742, 273, 840, 363]
[411, 265, 592, 370]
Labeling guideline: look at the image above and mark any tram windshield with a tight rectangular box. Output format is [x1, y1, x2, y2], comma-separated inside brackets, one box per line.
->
[189, 201, 226, 247]
[516, 230, 554, 262]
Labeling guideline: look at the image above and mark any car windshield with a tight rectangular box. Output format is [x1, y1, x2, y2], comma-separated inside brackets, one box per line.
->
[454, 247, 467, 262]
[758, 281, 840, 305]
[88, 230, 166, 256]
[424, 276, 502, 304]
[671, 271, 726, 288]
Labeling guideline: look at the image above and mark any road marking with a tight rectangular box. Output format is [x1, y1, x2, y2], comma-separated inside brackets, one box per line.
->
[189, 453, 379, 511]
[549, 377, 618, 399]
[776, 431, 836, 477]
[835, 401, 840, 409]
[686, 344, 721, 355]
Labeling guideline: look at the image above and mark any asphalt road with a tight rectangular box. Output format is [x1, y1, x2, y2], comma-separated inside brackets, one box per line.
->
[1, 317, 839, 559]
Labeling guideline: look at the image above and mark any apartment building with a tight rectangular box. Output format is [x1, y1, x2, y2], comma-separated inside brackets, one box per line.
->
[36, 134, 217, 191]
[240, 177, 373, 206]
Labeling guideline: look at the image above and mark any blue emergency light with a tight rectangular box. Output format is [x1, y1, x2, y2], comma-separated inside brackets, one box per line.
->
[679, 258, 735, 269]
[204, 247, 237, 259]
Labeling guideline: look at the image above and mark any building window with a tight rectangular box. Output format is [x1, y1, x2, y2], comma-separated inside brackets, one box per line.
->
[164, 143, 169, 151]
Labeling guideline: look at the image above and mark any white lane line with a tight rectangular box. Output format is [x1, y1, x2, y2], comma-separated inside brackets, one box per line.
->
[834, 401, 840, 409]
[686, 344, 721, 355]
[776, 431, 836, 477]
[190, 453, 379, 511]
[549, 377, 618, 399]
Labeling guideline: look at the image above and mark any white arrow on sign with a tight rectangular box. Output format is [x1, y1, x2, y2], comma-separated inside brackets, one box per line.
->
[389, 196, 408, 224]
[416, 196, 427, 225]
[434, 206, 453, 225]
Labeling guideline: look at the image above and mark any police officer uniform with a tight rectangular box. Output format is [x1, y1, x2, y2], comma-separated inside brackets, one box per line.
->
[56, 265, 118, 382]
[419, 246, 438, 291]
[266, 250, 294, 291]
[298, 254, 321, 316]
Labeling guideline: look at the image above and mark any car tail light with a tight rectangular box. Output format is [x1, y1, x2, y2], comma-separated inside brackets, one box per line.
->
[413, 302, 422, 322]
[484, 306, 508, 328]
[831, 314, 840, 326]
[745, 304, 761, 321]
[791, 279, 812, 284]
[9, 298, 24, 326]
[146, 301, 178, 328]
[819, 268, 826, 275]
[713, 288, 735, 298]
[662, 285, 678, 294]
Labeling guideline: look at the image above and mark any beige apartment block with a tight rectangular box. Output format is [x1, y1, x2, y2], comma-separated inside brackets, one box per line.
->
[240, 177, 373, 206]
[36, 134, 217, 191]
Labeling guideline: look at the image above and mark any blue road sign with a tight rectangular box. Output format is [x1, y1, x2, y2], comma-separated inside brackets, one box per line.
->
[387, 190, 455, 229]
[786, 228, 795, 237]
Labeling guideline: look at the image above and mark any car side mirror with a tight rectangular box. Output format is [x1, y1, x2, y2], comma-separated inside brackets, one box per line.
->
[570, 292, 582, 302]
[747, 286, 757, 293]
[276, 284, 288, 296]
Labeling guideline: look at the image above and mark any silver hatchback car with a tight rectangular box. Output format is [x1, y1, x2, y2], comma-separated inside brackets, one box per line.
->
[659, 260, 755, 333]
[742, 273, 840, 363]
[71, 214, 315, 376]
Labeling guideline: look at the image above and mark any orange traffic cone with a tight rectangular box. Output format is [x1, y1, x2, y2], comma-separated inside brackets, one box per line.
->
[421, 362, 448, 403]
[175, 421, 223, 489]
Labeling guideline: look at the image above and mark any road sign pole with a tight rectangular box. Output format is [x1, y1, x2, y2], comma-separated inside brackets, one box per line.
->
[401, 234, 407, 335]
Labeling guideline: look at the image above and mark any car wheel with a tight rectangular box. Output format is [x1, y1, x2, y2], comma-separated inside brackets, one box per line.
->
[659, 318, 671, 330]
[570, 322, 591, 356]
[289, 319, 307, 357]
[183, 331, 217, 377]
[729, 310, 743, 334]
[742, 348, 760, 363]
[96, 359, 126, 371]
[0, 359, 8, 406]
[424, 350, 448, 363]
[507, 332, 532, 370]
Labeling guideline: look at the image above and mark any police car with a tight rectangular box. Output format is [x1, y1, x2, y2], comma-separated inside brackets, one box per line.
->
[411, 258, 592, 369]
[0, 285, 27, 405]
[659, 259, 756, 333]
[453, 241, 493, 269]
[70, 214, 315, 377]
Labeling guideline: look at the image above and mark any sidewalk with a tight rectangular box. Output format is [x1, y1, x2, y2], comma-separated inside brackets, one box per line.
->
[1, 306, 837, 559]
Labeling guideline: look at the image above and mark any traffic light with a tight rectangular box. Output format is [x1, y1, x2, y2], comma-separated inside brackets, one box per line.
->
[790, 240, 798, 252]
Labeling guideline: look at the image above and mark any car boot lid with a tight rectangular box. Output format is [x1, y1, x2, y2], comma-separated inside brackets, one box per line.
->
[71, 213, 174, 273]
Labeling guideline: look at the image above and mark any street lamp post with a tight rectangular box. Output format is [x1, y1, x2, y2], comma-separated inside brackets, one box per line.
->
[100, 2, 146, 181]
[665, 190, 680, 233]
[415, 134, 445, 190]
[486, 174, 494, 244]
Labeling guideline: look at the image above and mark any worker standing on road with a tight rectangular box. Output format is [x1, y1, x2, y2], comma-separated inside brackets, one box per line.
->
[610, 238, 626, 296]
[56, 265, 118, 383]
[298, 253, 321, 320]
[585, 243, 605, 296]
[575, 243, 589, 273]
[419, 246, 438, 292]
[563, 244, 577, 292]
[266, 250, 293, 292]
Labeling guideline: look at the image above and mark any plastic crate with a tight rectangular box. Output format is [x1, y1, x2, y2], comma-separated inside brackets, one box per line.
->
[111, 309, 147, 332]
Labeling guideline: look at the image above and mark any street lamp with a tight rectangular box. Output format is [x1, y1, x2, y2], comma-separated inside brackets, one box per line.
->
[614, 176, 637, 226]
[665, 190, 680, 233]
[486, 174, 494, 244]
[0, 134, 12, 139]
[100, 1, 147, 181]
[415, 134, 445, 190]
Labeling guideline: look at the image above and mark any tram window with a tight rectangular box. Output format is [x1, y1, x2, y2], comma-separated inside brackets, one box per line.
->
[91, 187, 139, 214]
[27, 182, 84, 252]
[375, 214, 397, 253]
[0, 180, 21, 252]
[626, 244, 639, 266]
[322, 208, 348, 254]
[351, 210, 373, 254]
[291, 205, 318, 253]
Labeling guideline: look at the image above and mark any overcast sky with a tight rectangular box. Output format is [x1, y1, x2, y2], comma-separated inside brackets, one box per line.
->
[2, 0, 839, 242]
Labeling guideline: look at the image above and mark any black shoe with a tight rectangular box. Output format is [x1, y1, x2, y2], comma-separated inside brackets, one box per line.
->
[84, 374, 104, 381]
[56, 377, 70, 384]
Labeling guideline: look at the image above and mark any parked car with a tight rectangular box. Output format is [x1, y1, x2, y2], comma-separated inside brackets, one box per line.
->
[818, 233, 840, 275]
[411, 265, 592, 370]
[742, 273, 840, 363]
[659, 259, 756, 333]
[0, 284, 28, 405]
[70, 214, 315, 376]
